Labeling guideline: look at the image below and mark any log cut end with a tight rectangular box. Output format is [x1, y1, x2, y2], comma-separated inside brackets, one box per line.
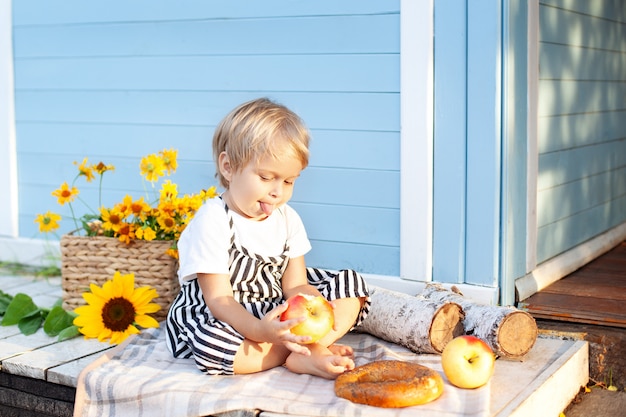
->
[497, 310, 538, 358]
[429, 302, 465, 353]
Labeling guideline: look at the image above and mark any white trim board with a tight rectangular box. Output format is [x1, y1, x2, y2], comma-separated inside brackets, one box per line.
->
[516, 222, 626, 301]
[0, 237, 61, 267]
[0, 0, 18, 238]
[526, 0, 539, 272]
[0, 236, 499, 305]
[399, 0, 434, 281]
[366, 274, 498, 306]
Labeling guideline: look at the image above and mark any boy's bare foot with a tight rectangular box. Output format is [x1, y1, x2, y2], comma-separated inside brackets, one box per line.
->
[328, 344, 354, 358]
[285, 343, 355, 379]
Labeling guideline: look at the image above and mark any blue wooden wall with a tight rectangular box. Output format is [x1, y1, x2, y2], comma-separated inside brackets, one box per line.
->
[12, 0, 401, 275]
[432, 0, 502, 287]
[537, 0, 626, 263]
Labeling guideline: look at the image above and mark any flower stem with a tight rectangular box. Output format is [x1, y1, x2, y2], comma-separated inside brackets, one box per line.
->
[99, 173, 104, 208]
[68, 202, 80, 234]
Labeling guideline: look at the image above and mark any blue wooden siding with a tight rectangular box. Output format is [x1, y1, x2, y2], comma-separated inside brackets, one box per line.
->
[432, 0, 502, 287]
[537, 0, 626, 263]
[12, 1, 401, 275]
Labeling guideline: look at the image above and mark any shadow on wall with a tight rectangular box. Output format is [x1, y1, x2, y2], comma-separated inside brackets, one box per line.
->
[535, 1, 626, 264]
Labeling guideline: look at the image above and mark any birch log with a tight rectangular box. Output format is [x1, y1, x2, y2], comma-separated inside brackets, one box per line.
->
[358, 286, 465, 354]
[419, 284, 537, 359]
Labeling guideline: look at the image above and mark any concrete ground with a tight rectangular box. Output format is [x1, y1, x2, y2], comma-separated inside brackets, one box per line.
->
[536, 319, 626, 416]
[564, 388, 626, 417]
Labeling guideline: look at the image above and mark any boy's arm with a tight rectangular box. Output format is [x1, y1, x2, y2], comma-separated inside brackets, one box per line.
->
[281, 256, 322, 299]
[196, 273, 262, 338]
[197, 272, 306, 345]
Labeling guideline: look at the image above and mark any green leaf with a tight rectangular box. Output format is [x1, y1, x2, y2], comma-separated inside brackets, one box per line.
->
[43, 306, 76, 337]
[2, 293, 40, 326]
[0, 291, 13, 315]
[57, 325, 80, 342]
[18, 314, 44, 335]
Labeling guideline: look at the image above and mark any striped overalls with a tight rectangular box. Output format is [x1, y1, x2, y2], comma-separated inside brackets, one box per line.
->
[165, 204, 370, 375]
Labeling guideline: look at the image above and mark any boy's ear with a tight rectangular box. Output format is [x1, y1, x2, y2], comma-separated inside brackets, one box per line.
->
[218, 151, 233, 182]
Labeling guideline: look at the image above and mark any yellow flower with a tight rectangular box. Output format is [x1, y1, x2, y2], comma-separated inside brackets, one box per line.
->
[129, 196, 151, 221]
[52, 182, 79, 205]
[156, 212, 178, 233]
[160, 148, 178, 175]
[100, 207, 126, 233]
[159, 180, 178, 202]
[75, 158, 95, 182]
[166, 247, 179, 259]
[204, 186, 219, 199]
[73, 271, 160, 345]
[182, 194, 204, 213]
[38, 149, 217, 259]
[34, 211, 62, 232]
[94, 161, 115, 175]
[140, 153, 166, 182]
[156, 199, 176, 218]
[118, 195, 150, 220]
[136, 226, 157, 241]
[116, 223, 136, 244]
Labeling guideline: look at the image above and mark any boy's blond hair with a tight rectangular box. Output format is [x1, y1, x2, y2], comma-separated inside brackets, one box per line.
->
[212, 98, 310, 189]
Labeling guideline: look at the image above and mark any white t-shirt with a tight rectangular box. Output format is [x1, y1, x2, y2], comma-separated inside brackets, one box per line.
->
[177, 197, 312, 284]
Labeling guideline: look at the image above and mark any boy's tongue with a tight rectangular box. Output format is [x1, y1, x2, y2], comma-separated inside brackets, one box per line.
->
[260, 202, 274, 216]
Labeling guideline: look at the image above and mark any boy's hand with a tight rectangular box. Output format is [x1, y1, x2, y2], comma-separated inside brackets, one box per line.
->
[261, 303, 312, 355]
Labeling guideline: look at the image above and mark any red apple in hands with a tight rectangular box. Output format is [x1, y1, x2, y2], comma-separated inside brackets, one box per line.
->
[441, 335, 495, 389]
[280, 294, 334, 344]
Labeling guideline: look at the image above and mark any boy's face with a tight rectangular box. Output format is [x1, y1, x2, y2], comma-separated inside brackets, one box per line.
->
[220, 151, 303, 221]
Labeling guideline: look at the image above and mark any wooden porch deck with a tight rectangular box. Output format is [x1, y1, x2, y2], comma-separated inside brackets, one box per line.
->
[0, 275, 113, 417]
[0, 274, 589, 417]
[521, 241, 626, 328]
[521, 240, 626, 392]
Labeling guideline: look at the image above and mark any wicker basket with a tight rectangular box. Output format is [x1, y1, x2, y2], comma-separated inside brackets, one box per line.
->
[60, 234, 179, 322]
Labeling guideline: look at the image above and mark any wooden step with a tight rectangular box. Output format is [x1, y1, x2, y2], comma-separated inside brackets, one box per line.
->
[522, 241, 626, 328]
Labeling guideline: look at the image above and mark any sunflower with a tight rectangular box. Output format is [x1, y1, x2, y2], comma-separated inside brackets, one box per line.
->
[73, 271, 160, 345]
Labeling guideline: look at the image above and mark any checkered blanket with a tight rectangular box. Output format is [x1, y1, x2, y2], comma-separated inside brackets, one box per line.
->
[73, 327, 490, 417]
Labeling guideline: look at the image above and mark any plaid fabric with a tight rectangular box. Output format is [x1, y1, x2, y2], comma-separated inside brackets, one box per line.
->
[74, 328, 490, 417]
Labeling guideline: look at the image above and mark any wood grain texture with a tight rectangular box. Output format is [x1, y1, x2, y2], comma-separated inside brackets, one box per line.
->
[523, 241, 626, 328]
[420, 284, 538, 359]
[358, 286, 464, 354]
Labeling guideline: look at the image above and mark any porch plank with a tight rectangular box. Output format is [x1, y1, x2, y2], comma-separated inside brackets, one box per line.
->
[538, 278, 626, 299]
[2, 335, 112, 382]
[0, 275, 113, 417]
[522, 241, 626, 328]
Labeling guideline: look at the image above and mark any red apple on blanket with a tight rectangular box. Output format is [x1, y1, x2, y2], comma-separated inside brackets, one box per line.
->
[441, 335, 496, 389]
[280, 294, 334, 344]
